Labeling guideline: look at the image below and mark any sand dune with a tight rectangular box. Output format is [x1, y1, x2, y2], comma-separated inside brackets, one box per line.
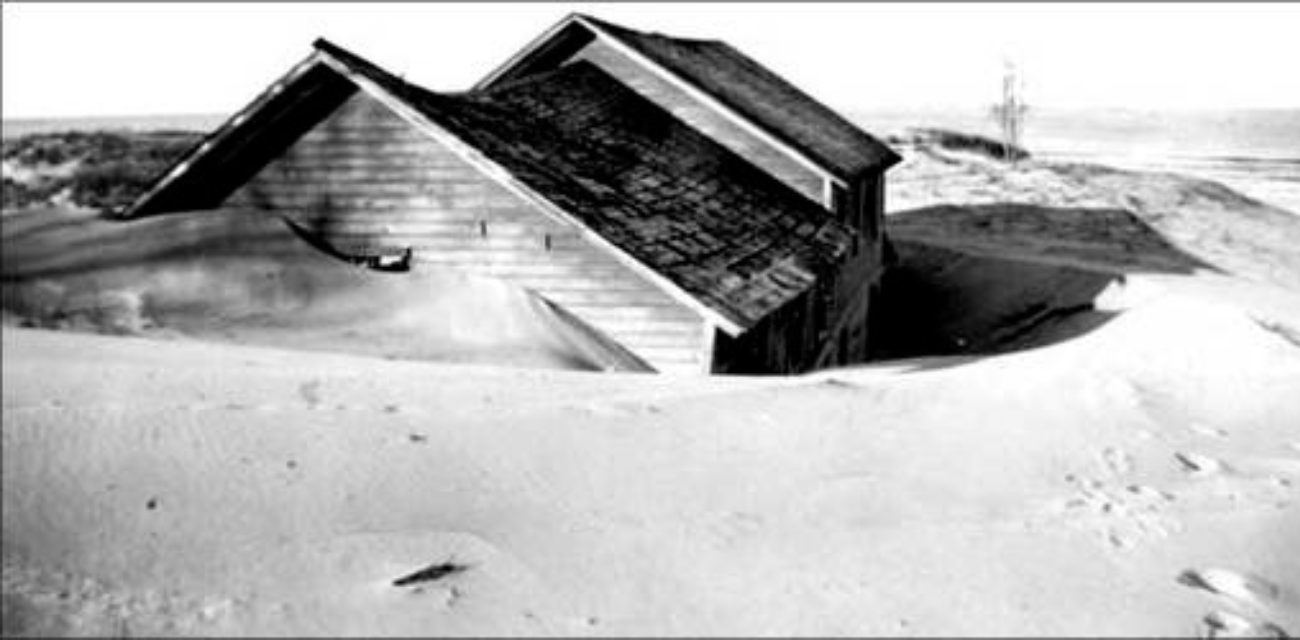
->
[868, 133, 1300, 361]
[887, 134, 1300, 290]
[4, 269, 1299, 636]
[4, 134, 1300, 636]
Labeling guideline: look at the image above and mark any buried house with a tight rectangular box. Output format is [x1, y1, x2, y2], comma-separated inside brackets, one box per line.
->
[122, 15, 900, 374]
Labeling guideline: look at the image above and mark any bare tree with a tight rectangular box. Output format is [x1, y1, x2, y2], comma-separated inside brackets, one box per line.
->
[990, 58, 1029, 164]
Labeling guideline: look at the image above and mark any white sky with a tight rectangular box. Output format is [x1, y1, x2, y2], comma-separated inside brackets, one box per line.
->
[3, 2, 1299, 118]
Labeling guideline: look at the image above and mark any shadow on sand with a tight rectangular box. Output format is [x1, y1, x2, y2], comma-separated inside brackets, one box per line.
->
[869, 203, 1212, 365]
[5, 202, 1217, 375]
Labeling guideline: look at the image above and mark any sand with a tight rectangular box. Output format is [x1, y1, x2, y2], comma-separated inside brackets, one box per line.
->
[886, 135, 1300, 290]
[3, 139, 1300, 636]
[0, 207, 638, 371]
[4, 270, 1299, 636]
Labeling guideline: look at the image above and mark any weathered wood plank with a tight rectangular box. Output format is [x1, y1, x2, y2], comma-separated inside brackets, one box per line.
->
[234, 182, 499, 198]
[248, 166, 485, 182]
[594, 332, 704, 349]
[227, 195, 531, 211]
[413, 252, 630, 271]
[537, 291, 697, 309]
[313, 220, 576, 236]
[567, 304, 700, 324]
[283, 142, 465, 156]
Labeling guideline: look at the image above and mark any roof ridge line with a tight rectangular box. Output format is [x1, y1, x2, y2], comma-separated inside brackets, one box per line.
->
[574, 13, 724, 46]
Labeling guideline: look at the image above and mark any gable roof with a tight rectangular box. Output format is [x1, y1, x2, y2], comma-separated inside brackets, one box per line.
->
[475, 13, 901, 181]
[124, 38, 855, 336]
[122, 51, 360, 218]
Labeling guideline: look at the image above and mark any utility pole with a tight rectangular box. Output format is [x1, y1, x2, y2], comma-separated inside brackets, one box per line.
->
[991, 58, 1029, 164]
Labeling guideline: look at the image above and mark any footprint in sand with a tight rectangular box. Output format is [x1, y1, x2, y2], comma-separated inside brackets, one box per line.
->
[1174, 452, 1295, 509]
[1181, 569, 1289, 638]
[1175, 452, 1227, 477]
[1178, 568, 1280, 610]
[1050, 472, 1179, 550]
[1180, 567, 1289, 637]
[1203, 610, 1288, 639]
[1101, 447, 1133, 476]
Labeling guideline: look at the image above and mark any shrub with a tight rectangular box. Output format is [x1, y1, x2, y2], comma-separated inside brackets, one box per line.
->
[902, 128, 1031, 162]
[2, 130, 203, 212]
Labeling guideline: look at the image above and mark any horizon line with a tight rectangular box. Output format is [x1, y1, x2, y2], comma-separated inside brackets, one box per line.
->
[5, 104, 1299, 123]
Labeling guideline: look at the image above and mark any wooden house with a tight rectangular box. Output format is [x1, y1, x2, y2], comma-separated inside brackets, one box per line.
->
[123, 16, 900, 374]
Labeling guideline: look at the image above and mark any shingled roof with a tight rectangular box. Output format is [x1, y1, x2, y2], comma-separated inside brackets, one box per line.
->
[428, 65, 857, 329]
[478, 13, 901, 181]
[129, 38, 856, 334]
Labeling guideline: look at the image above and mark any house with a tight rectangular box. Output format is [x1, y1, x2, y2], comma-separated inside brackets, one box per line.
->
[476, 15, 902, 366]
[122, 15, 900, 375]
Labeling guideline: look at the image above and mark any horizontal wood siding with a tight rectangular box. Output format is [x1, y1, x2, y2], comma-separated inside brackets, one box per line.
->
[569, 39, 826, 205]
[226, 91, 706, 373]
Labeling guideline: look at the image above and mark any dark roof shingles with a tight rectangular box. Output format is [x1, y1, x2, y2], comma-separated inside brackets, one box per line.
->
[435, 65, 853, 328]
[578, 15, 901, 179]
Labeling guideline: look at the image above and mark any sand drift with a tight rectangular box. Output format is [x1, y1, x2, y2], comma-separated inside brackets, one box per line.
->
[1, 208, 641, 371]
[3, 275, 1300, 635]
[0, 206, 1184, 369]
[4, 156, 1300, 635]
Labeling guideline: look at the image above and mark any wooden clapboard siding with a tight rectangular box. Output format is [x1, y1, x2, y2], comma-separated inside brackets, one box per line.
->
[567, 39, 826, 206]
[226, 90, 707, 373]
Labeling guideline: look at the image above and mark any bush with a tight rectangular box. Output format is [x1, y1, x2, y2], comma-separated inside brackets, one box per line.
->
[3, 177, 56, 209]
[917, 128, 1031, 162]
[2, 130, 203, 212]
[897, 128, 1031, 162]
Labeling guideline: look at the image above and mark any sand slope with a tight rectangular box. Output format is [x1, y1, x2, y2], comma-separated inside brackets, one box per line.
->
[870, 134, 1300, 361]
[887, 135, 1300, 290]
[1, 208, 639, 371]
[4, 270, 1300, 636]
[4, 134, 1300, 636]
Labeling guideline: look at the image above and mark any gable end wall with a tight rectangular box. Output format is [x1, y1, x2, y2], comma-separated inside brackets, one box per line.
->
[226, 90, 708, 373]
